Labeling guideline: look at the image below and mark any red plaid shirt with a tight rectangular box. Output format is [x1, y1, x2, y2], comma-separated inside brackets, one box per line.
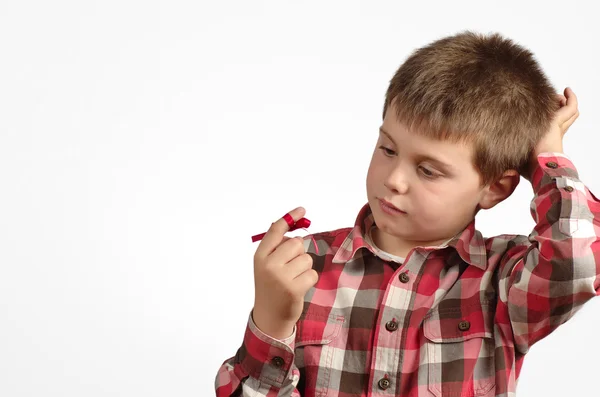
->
[215, 153, 600, 397]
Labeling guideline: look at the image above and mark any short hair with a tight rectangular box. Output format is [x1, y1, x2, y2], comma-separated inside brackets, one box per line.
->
[383, 30, 559, 185]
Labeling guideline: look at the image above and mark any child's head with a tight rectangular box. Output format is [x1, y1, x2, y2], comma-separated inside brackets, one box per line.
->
[366, 31, 559, 250]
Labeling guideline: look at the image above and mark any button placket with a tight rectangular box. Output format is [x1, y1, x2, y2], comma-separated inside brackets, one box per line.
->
[376, 256, 423, 393]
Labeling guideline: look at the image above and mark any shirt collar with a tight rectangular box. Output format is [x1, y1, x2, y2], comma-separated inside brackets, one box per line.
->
[331, 203, 487, 270]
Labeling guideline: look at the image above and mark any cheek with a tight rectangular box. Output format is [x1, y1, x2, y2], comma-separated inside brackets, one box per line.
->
[366, 164, 373, 187]
[414, 183, 445, 206]
[366, 157, 382, 189]
[426, 184, 480, 216]
[415, 184, 468, 213]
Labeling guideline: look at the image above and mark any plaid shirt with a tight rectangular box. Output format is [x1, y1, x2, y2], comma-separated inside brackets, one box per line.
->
[215, 153, 600, 397]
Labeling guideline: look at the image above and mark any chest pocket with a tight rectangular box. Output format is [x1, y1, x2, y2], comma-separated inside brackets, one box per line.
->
[423, 303, 496, 397]
[295, 307, 345, 397]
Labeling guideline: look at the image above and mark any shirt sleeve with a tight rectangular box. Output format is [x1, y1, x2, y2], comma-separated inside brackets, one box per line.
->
[214, 310, 302, 396]
[496, 152, 600, 355]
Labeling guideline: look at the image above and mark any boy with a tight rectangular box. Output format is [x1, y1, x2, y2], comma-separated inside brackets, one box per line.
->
[215, 31, 599, 396]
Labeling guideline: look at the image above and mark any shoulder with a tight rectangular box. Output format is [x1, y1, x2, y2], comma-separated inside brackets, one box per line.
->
[301, 226, 354, 256]
[483, 233, 531, 261]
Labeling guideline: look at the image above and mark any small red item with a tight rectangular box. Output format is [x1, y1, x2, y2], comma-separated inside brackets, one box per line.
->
[251, 213, 318, 254]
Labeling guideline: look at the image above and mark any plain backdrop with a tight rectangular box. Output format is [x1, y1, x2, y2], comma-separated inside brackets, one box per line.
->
[1, 1, 599, 396]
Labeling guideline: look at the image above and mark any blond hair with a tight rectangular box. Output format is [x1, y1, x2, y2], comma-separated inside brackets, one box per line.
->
[383, 31, 558, 184]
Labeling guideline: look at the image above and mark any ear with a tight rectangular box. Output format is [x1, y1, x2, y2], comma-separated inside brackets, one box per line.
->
[478, 170, 520, 210]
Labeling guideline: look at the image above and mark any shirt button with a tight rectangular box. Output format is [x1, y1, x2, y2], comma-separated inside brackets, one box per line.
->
[271, 356, 285, 367]
[399, 272, 410, 283]
[546, 161, 558, 169]
[385, 320, 398, 332]
[458, 320, 470, 331]
[564, 186, 574, 192]
[378, 378, 391, 390]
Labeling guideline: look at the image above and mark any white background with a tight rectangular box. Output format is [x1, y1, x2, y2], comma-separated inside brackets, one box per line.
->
[1, 1, 599, 396]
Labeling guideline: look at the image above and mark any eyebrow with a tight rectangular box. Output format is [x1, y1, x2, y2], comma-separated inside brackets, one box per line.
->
[378, 127, 455, 172]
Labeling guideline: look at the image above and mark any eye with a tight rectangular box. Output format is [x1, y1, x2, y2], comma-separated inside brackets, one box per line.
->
[418, 165, 437, 178]
[378, 145, 396, 156]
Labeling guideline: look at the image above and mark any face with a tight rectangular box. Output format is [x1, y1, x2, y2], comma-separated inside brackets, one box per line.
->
[366, 106, 489, 257]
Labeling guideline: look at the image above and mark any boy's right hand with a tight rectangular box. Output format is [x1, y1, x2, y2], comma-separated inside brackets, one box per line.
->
[252, 207, 318, 340]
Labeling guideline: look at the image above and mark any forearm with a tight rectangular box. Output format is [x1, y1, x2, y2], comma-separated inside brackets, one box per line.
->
[499, 153, 600, 353]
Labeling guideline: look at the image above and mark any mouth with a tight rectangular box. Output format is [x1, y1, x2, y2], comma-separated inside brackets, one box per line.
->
[378, 198, 406, 214]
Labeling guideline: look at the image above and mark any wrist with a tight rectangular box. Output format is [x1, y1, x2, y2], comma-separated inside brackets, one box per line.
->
[525, 147, 564, 181]
[533, 147, 564, 158]
[533, 137, 564, 158]
[252, 308, 296, 340]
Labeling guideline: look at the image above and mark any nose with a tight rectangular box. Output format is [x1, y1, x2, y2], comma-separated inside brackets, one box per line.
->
[384, 165, 409, 194]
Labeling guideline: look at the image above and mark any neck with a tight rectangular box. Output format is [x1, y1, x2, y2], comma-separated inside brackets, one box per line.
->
[371, 227, 452, 258]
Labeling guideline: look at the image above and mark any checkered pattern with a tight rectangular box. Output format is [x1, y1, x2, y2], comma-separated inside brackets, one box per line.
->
[215, 153, 600, 397]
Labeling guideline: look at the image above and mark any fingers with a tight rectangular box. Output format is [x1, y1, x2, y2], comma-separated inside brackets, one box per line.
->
[285, 252, 314, 280]
[255, 207, 306, 260]
[290, 268, 319, 296]
[556, 87, 578, 123]
[269, 236, 306, 269]
[286, 253, 318, 295]
[564, 87, 578, 109]
[562, 108, 580, 130]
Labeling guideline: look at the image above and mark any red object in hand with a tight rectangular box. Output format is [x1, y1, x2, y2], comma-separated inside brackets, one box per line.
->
[251, 212, 318, 254]
[251, 214, 312, 242]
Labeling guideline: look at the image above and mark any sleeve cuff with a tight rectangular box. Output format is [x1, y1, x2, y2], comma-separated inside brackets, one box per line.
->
[531, 152, 580, 191]
[248, 311, 297, 346]
[237, 311, 296, 387]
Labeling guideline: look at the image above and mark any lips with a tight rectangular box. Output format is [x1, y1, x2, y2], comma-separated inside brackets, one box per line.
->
[380, 199, 405, 213]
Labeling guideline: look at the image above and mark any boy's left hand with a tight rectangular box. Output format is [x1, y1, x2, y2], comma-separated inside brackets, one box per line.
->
[524, 87, 579, 181]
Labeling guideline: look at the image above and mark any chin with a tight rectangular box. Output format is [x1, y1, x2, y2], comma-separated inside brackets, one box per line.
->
[373, 212, 408, 233]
